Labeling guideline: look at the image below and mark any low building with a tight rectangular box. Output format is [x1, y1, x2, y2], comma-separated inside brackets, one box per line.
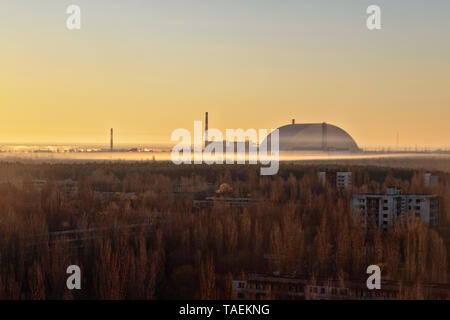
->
[352, 187, 439, 228]
[233, 273, 450, 300]
[173, 183, 216, 199]
[193, 197, 254, 208]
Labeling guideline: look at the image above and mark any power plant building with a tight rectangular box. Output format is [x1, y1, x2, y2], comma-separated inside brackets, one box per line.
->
[203, 114, 360, 153]
[264, 122, 360, 152]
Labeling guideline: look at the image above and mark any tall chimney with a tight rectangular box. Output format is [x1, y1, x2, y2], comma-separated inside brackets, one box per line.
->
[205, 112, 209, 147]
[322, 122, 327, 151]
[292, 119, 295, 125]
[110, 128, 114, 152]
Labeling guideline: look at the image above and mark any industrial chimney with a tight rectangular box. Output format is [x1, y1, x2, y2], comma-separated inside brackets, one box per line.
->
[205, 112, 209, 147]
[322, 122, 327, 151]
[292, 119, 295, 125]
[110, 128, 114, 152]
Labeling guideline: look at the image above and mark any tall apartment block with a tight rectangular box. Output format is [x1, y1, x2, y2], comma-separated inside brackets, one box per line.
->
[352, 187, 439, 229]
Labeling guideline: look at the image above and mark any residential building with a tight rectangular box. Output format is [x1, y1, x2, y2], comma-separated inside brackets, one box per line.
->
[352, 187, 439, 228]
[318, 171, 352, 189]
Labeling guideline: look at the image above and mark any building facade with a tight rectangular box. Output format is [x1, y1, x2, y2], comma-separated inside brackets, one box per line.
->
[424, 173, 439, 189]
[352, 187, 439, 228]
[232, 273, 450, 300]
[318, 171, 352, 189]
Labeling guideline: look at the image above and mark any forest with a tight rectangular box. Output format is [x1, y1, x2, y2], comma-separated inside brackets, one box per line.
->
[0, 161, 449, 299]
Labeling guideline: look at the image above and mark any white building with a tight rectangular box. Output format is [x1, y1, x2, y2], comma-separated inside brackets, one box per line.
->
[424, 173, 439, 189]
[319, 171, 352, 189]
[352, 187, 439, 229]
[336, 172, 352, 188]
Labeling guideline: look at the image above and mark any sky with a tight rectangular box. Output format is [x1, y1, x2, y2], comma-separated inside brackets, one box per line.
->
[0, 0, 449, 148]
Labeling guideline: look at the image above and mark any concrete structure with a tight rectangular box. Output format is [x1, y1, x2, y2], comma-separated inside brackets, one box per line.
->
[205, 112, 209, 147]
[318, 171, 352, 189]
[173, 182, 216, 199]
[193, 197, 254, 208]
[233, 273, 450, 300]
[424, 173, 439, 189]
[263, 122, 360, 152]
[321, 122, 327, 150]
[110, 128, 114, 152]
[352, 187, 439, 229]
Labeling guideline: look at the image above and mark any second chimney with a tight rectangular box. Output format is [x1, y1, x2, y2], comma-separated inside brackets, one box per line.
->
[205, 112, 209, 146]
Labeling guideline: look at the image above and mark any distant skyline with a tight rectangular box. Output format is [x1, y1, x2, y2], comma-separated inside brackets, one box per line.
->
[1, 1, 449, 148]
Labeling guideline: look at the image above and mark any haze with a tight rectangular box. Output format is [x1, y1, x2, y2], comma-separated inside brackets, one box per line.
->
[0, 0, 449, 148]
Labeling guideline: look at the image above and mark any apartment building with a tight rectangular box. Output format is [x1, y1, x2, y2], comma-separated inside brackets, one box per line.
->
[318, 171, 352, 189]
[352, 187, 439, 228]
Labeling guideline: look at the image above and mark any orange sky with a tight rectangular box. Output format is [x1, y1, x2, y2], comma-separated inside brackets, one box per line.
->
[1, 1, 449, 149]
